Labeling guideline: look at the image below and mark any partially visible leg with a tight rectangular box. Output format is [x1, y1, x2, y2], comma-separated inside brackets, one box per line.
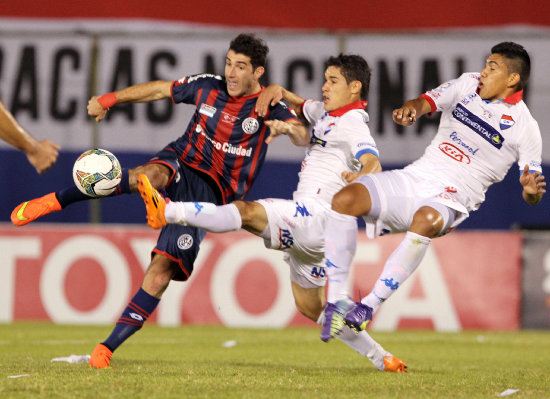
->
[361, 206, 442, 314]
[89, 254, 177, 368]
[291, 282, 405, 371]
[324, 182, 372, 304]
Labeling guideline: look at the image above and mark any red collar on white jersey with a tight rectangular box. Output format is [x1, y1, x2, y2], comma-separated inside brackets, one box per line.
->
[502, 89, 523, 104]
[328, 100, 368, 117]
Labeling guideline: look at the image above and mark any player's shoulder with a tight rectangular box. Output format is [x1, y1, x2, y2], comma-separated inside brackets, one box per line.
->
[174, 73, 225, 88]
[339, 107, 369, 125]
[451, 72, 480, 91]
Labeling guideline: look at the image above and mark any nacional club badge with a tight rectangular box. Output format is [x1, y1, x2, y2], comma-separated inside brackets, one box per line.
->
[242, 117, 259, 134]
[499, 114, 515, 130]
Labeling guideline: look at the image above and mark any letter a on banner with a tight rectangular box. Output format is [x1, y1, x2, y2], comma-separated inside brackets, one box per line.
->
[371, 247, 461, 332]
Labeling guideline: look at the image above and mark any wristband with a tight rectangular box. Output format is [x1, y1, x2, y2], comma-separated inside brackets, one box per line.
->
[97, 93, 117, 110]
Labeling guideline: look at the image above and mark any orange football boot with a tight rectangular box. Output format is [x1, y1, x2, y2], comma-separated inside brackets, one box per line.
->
[89, 344, 113, 369]
[384, 356, 408, 372]
[137, 174, 167, 229]
[11, 192, 62, 226]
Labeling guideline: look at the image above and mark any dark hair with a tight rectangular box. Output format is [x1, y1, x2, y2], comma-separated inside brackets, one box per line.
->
[491, 42, 531, 90]
[326, 54, 371, 100]
[229, 33, 269, 70]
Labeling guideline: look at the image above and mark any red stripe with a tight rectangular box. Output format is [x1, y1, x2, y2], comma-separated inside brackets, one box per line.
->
[420, 93, 437, 115]
[180, 87, 205, 161]
[128, 302, 150, 318]
[146, 158, 177, 186]
[152, 248, 190, 280]
[118, 318, 143, 327]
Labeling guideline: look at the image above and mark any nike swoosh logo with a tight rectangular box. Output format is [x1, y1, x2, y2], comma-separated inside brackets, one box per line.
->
[16, 202, 30, 221]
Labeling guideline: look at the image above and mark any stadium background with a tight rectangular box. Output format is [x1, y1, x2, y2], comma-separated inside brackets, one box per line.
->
[1, 1, 550, 330]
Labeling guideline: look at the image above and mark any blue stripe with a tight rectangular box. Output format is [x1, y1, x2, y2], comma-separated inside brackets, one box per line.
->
[355, 148, 379, 159]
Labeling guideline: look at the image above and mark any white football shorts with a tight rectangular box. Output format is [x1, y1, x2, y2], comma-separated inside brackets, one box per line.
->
[256, 197, 329, 289]
[356, 169, 470, 238]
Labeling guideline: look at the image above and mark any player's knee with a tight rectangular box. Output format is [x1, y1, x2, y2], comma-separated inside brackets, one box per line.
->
[331, 184, 370, 216]
[410, 206, 444, 238]
[130, 164, 170, 190]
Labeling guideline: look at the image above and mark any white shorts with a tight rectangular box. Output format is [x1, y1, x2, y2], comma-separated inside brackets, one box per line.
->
[357, 169, 470, 238]
[256, 197, 329, 289]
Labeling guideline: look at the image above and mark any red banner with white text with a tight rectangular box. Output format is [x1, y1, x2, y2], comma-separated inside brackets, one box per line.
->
[0, 225, 521, 331]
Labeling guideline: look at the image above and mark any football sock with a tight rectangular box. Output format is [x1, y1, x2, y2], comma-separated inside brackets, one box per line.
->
[56, 187, 89, 208]
[165, 202, 242, 232]
[56, 168, 131, 208]
[316, 308, 386, 370]
[102, 287, 160, 352]
[363, 231, 431, 312]
[115, 168, 131, 194]
[324, 209, 358, 303]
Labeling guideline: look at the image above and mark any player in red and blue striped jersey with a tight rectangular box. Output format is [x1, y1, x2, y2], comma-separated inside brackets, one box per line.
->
[11, 33, 305, 368]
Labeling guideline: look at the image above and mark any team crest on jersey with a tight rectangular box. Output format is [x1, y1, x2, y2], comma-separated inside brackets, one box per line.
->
[177, 234, 193, 250]
[499, 114, 515, 130]
[199, 103, 216, 118]
[242, 117, 259, 134]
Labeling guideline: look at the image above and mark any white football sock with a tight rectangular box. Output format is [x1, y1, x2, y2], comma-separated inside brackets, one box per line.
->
[363, 231, 431, 312]
[317, 309, 387, 371]
[165, 202, 242, 233]
[324, 209, 358, 304]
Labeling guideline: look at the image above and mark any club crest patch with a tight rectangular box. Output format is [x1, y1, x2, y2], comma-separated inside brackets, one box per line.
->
[242, 117, 259, 134]
[500, 114, 515, 130]
[177, 234, 193, 250]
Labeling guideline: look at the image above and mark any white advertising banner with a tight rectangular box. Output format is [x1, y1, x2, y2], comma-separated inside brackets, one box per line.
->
[0, 32, 548, 163]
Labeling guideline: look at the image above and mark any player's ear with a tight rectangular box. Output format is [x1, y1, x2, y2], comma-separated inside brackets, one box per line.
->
[254, 66, 265, 80]
[350, 81, 362, 96]
[508, 72, 520, 89]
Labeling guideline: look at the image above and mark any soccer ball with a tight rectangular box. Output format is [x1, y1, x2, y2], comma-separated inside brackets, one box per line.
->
[73, 149, 122, 197]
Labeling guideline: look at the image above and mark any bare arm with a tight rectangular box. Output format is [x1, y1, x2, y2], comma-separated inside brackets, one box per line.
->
[256, 84, 305, 118]
[520, 165, 546, 205]
[87, 80, 173, 122]
[264, 119, 310, 146]
[342, 153, 382, 183]
[0, 100, 60, 173]
[392, 96, 433, 126]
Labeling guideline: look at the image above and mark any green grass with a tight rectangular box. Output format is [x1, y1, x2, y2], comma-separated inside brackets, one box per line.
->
[1, 323, 549, 398]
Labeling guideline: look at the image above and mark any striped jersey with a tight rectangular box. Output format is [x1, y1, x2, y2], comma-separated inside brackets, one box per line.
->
[406, 72, 542, 211]
[170, 73, 299, 203]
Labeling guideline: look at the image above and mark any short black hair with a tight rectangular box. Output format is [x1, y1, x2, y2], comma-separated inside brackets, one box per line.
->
[326, 54, 371, 100]
[491, 42, 531, 90]
[229, 33, 269, 70]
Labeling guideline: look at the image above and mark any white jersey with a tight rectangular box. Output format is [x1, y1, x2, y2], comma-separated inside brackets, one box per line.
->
[406, 73, 542, 211]
[293, 100, 379, 204]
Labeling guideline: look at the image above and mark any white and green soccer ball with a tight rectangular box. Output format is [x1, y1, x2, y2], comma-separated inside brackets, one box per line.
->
[72, 148, 122, 197]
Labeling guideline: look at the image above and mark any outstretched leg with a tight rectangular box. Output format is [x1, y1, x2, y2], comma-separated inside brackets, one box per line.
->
[291, 282, 406, 372]
[89, 253, 176, 368]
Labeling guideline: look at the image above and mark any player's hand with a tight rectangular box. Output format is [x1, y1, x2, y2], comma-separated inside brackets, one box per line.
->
[256, 85, 284, 117]
[520, 164, 546, 196]
[87, 96, 108, 122]
[265, 120, 294, 144]
[26, 139, 61, 174]
[342, 171, 361, 183]
[392, 105, 417, 126]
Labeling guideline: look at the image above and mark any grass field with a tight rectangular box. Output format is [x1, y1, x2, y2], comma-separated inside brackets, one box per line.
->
[1, 323, 549, 398]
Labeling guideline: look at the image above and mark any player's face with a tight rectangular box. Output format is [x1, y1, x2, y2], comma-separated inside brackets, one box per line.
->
[478, 54, 514, 102]
[322, 66, 357, 112]
[225, 50, 263, 97]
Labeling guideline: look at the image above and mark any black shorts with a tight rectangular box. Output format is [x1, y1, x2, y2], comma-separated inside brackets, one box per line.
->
[147, 145, 222, 281]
